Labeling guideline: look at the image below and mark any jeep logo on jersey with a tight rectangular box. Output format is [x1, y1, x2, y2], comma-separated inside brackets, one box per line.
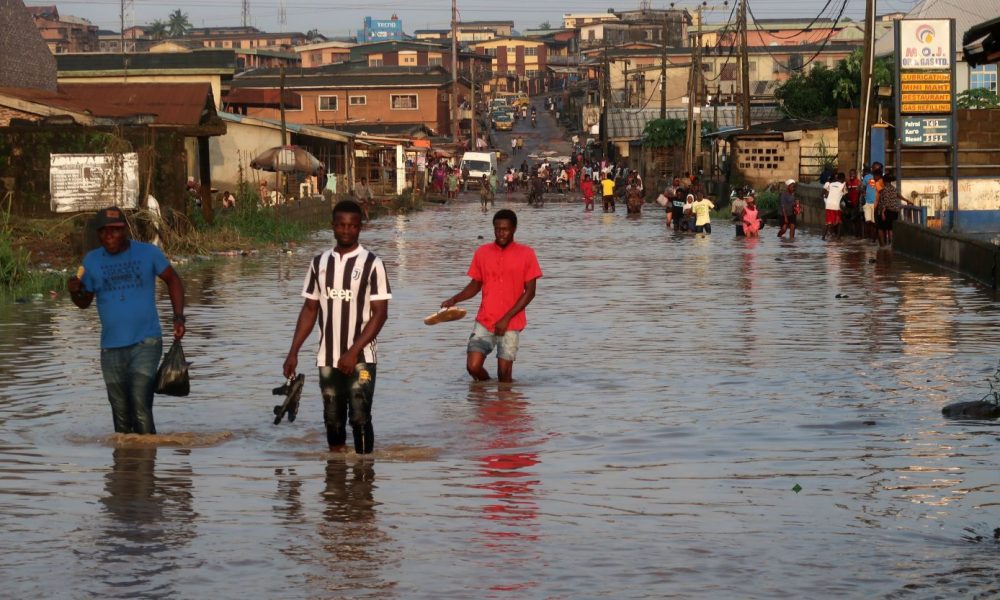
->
[323, 287, 353, 301]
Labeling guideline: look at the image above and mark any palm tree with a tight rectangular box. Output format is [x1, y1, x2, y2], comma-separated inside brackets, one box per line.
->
[147, 19, 168, 41]
[167, 10, 192, 38]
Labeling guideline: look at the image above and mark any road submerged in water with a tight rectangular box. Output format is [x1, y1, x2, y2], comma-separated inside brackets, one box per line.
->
[1, 200, 999, 599]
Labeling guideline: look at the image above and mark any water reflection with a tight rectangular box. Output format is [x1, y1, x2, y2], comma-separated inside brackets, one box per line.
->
[466, 384, 542, 595]
[312, 459, 394, 597]
[93, 447, 196, 598]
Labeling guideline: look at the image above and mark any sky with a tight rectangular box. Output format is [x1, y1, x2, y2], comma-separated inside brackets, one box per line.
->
[46, 0, 926, 37]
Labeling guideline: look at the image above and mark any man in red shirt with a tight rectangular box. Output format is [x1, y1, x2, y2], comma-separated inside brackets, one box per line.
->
[441, 209, 542, 382]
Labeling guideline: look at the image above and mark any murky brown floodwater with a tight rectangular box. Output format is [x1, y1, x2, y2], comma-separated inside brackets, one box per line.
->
[2, 201, 1000, 599]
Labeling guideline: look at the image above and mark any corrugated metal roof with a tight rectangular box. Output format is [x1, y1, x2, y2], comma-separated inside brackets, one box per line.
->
[219, 111, 353, 142]
[0, 86, 95, 124]
[59, 82, 216, 125]
[56, 49, 237, 73]
[231, 71, 453, 90]
[607, 106, 782, 140]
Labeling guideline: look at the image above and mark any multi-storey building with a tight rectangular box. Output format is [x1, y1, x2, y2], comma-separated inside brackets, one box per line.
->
[26, 5, 98, 53]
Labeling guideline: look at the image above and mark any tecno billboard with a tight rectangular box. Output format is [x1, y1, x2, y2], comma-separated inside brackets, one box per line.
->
[358, 16, 403, 43]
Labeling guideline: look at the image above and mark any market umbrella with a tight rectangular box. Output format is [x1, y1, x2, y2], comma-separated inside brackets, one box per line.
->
[250, 145, 321, 173]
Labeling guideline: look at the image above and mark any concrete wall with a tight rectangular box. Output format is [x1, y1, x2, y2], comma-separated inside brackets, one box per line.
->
[206, 120, 282, 192]
[796, 181, 1000, 289]
[894, 222, 999, 289]
[838, 108, 1000, 230]
[838, 108, 1000, 179]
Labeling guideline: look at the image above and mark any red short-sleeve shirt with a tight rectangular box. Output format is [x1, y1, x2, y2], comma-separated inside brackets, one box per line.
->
[468, 240, 542, 332]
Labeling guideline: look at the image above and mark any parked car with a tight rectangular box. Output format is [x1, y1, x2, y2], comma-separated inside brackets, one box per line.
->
[492, 112, 514, 131]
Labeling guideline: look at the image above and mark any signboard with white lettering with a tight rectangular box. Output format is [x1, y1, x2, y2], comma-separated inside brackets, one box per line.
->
[900, 20, 951, 70]
[49, 153, 140, 213]
[901, 116, 953, 146]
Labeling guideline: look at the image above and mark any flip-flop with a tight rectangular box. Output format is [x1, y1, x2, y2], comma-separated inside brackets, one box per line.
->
[424, 306, 467, 325]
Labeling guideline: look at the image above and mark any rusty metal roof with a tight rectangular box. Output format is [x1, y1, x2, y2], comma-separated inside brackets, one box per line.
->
[0, 82, 221, 132]
[58, 83, 216, 126]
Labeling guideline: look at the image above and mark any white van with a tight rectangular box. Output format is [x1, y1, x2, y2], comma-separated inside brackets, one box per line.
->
[459, 151, 498, 188]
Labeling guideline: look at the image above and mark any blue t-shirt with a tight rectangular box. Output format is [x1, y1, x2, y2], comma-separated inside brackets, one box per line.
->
[81, 240, 170, 349]
[863, 174, 876, 205]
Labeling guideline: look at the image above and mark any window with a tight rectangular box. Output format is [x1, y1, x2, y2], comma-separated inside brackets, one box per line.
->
[525, 47, 537, 56]
[526, 69, 539, 78]
[349, 96, 366, 106]
[369, 58, 384, 67]
[970, 64, 998, 92]
[400, 52, 417, 65]
[390, 94, 418, 110]
[428, 56, 442, 66]
[318, 96, 338, 111]
[721, 64, 737, 81]
[588, 30, 595, 41]
[485, 48, 497, 57]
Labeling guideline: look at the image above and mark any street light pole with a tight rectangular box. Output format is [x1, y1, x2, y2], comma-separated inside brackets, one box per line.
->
[451, 0, 459, 143]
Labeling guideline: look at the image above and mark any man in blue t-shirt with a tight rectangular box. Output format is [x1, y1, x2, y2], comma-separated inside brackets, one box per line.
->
[67, 207, 186, 434]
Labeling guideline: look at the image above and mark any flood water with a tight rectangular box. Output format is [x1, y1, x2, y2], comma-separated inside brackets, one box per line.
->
[2, 201, 1000, 599]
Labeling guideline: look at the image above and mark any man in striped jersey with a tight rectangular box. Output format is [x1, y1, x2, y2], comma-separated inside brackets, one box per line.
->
[283, 200, 391, 454]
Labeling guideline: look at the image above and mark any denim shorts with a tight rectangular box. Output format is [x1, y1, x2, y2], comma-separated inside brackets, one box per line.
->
[467, 321, 521, 361]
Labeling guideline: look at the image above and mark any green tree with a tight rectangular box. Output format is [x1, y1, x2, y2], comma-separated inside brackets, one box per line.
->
[774, 64, 840, 118]
[776, 49, 893, 118]
[642, 118, 687, 147]
[167, 10, 192, 38]
[957, 88, 1000, 109]
[147, 19, 168, 41]
[641, 118, 713, 147]
[537, 21, 551, 30]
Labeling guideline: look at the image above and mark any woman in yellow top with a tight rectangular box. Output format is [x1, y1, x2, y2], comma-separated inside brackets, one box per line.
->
[691, 195, 716, 234]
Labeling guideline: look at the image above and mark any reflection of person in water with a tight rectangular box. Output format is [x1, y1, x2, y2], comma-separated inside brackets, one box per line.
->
[98, 447, 195, 592]
[312, 459, 391, 590]
[466, 385, 542, 592]
[322, 460, 376, 524]
[273, 467, 303, 523]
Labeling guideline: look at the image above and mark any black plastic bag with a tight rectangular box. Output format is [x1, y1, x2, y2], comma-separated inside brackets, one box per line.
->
[155, 340, 190, 396]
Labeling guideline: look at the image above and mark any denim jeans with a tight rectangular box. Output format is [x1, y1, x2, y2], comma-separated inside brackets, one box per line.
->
[319, 364, 377, 453]
[100, 336, 162, 434]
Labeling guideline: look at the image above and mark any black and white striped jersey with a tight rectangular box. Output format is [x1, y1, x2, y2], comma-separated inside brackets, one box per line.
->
[301, 245, 392, 366]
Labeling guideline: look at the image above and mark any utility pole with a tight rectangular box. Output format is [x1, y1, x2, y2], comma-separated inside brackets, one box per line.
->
[470, 63, 477, 147]
[857, 0, 876, 173]
[624, 60, 630, 108]
[739, 0, 751, 129]
[685, 33, 696, 174]
[451, 0, 459, 143]
[601, 42, 611, 160]
[660, 13, 668, 119]
[278, 64, 287, 202]
[694, 11, 704, 173]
